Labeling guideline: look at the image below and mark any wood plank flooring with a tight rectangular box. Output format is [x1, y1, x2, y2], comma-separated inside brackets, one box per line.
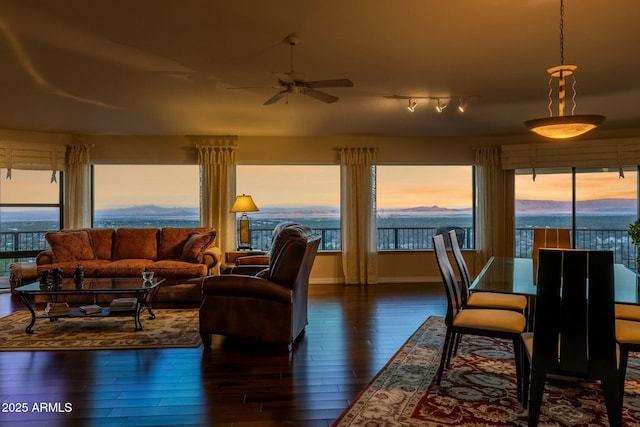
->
[0, 283, 446, 427]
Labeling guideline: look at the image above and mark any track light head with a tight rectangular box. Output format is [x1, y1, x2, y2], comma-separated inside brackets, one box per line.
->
[435, 98, 447, 113]
[407, 99, 417, 112]
[457, 98, 468, 113]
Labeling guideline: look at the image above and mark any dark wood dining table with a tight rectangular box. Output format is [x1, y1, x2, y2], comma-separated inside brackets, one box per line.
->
[469, 256, 640, 305]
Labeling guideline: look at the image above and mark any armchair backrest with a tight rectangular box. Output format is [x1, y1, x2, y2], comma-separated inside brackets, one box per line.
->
[267, 224, 321, 289]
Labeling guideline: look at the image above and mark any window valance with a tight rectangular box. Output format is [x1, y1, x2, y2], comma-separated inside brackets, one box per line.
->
[500, 137, 640, 170]
[0, 141, 66, 173]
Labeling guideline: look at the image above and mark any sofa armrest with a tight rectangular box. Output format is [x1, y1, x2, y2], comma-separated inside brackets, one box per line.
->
[9, 261, 38, 291]
[36, 250, 54, 265]
[201, 246, 222, 274]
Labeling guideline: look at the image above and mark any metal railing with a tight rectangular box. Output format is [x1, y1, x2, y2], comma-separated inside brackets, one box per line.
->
[1, 227, 637, 276]
[247, 226, 475, 251]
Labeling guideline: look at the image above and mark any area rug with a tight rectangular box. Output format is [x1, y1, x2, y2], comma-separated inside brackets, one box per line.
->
[332, 316, 640, 427]
[0, 309, 201, 351]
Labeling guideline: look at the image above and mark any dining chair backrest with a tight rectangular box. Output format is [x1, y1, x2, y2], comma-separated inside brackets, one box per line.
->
[532, 228, 571, 262]
[433, 234, 463, 325]
[533, 248, 616, 377]
[448, 229, 472, 305]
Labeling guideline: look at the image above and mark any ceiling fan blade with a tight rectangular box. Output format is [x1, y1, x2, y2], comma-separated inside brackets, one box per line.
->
[305, 89, 339, 103]
[276, 72, 295, 84]
[306, 79, 354, 88]
[264, 90, 287, 105]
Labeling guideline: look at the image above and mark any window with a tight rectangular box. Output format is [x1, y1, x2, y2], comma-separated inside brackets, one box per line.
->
[235, 165, 340, 251]
[93, 165, 199, 228]
[515, 166, 638, 268]
[515, 168, 573, 257]
[377, 166, 474, 250]
[575, 167, 637, 265]
[0, 169, 62, 277]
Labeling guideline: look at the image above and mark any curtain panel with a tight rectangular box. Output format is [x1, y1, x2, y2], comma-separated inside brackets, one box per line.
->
[340, 147, 378, 285]
[64, 144, 92, 229]
[198, 145, 236, 258]
[474, 147, 514, 270]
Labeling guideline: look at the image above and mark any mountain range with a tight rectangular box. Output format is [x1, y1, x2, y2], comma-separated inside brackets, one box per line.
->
[2, 198, 636, 222]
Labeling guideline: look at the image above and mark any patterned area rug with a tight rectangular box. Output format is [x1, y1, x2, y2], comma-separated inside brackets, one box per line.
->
[0, 309, 201, 351]
[333, 316, 640, 427]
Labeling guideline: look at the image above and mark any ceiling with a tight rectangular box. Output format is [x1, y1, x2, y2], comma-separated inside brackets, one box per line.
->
[0, 0, 638, 138]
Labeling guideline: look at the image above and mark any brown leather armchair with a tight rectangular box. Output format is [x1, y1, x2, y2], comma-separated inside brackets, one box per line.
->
[199, 224, 320, 350]
[220, 221, 300, 275]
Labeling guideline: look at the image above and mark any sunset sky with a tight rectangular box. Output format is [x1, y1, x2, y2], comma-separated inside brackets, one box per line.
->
[0, 166, 636, 210]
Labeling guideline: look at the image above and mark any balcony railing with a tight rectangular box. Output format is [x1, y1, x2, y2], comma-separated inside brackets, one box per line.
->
[1, 227, 637, 277]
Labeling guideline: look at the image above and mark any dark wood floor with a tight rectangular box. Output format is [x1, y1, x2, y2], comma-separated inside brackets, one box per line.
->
[0, 283, 447, 427]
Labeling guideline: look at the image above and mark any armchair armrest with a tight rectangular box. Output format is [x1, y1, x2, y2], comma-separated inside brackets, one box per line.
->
[225, 250, 267, 264]
[201, 275, 291, 304]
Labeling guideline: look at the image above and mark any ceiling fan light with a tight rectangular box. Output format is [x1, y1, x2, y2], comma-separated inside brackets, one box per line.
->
[524, 115, 606, 139]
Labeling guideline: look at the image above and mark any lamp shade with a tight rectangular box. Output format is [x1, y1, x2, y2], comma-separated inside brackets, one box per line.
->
[230, 194, 259, 213]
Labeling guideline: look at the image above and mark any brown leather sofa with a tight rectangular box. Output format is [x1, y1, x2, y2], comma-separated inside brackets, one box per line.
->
[199, 223, 320, 350]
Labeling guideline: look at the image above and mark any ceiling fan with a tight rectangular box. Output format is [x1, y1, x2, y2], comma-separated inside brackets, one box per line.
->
[263, 35, 354, 105]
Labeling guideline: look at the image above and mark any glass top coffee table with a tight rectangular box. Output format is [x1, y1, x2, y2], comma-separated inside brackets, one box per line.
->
[14, 277, 165, 333]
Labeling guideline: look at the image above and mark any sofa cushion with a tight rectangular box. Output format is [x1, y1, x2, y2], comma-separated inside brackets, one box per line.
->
[180, 232, 217, 263]
[46, 230, 96, 263]
[85, 228, 115, 260]
[98, 259, 153, 277]
[158, 227, 215, 260]
[113, 228, 159, 261]
[145, 260, 208, 278]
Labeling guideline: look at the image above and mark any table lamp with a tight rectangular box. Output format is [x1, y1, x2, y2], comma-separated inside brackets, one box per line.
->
[230, 194, 259, 250]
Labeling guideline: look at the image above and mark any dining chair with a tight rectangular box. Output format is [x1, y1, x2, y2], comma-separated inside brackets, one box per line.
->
[448, 229, 527, 313]
[615, 303, 640, 321]
[532, 228, 571, 262]
[432, 234, 526, 400]
[521, 249, 622, 427]
[616, 318, 640, 399]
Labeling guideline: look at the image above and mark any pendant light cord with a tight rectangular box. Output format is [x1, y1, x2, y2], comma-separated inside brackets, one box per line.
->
[559, 0, 564, 65]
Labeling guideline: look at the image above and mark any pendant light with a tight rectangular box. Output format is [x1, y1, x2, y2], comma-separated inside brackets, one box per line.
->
[524, 0, 605, 139]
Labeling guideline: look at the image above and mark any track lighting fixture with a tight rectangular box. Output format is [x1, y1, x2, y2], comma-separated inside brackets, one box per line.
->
[385, 95, 475, 113]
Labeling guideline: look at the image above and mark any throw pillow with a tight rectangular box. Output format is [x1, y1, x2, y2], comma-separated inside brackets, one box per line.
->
[46, 230, 96, 263]
[180, 232, 216, 263]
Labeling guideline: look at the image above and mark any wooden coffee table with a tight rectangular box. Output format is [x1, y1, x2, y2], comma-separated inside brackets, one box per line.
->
[14, 277, 164, 333]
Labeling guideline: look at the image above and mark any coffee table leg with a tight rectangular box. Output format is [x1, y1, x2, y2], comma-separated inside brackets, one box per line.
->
[18, 294, 36, 334]
[143, 286, 161, 320]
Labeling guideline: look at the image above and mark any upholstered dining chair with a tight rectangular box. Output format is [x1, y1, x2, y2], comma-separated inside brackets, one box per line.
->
[432, 234, 526, 400]
[448, 229, 527, 313]
[521, 249, 622, 427]
[532, 228, 571, 262]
